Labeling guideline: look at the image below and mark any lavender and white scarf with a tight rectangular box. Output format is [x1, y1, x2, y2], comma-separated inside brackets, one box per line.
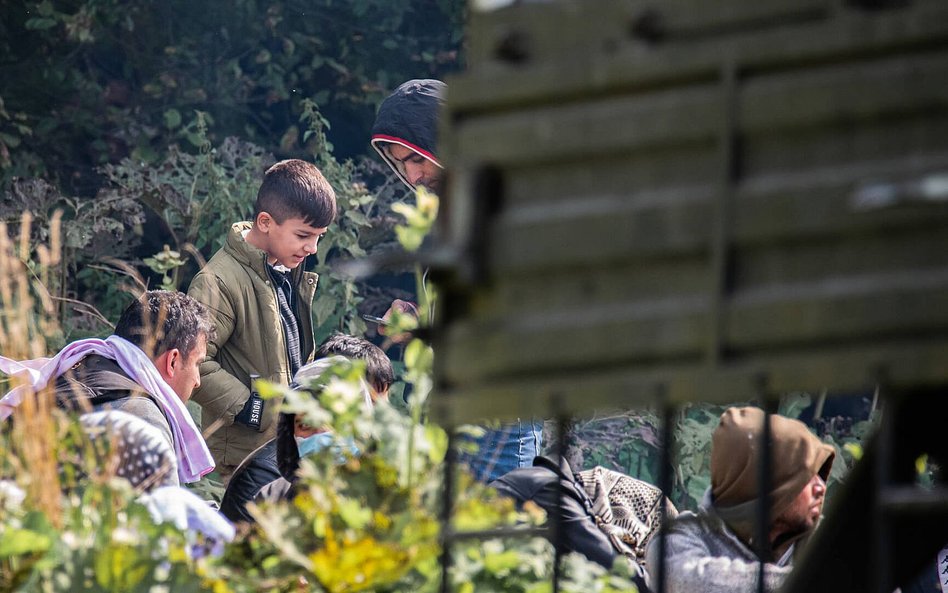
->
[0, 335, 214, 483]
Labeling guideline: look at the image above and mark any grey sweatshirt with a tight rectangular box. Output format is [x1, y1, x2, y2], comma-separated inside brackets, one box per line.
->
[645, 490, 795, 593]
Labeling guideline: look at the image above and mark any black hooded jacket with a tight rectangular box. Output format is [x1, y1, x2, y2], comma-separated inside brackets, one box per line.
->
[490, 456, 619, 569]
[371, 79, 445, 189]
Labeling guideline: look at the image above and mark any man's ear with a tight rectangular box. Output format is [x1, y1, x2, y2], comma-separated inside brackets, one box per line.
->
[155, 348, 181, 379]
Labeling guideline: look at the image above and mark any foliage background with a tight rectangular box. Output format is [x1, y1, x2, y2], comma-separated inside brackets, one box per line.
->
[0, 0, 464, 343]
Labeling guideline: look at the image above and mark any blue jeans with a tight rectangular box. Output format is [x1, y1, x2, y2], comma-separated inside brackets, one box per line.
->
[458, 420, 544, 483]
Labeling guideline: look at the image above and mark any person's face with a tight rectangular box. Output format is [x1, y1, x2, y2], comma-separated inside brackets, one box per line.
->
[369, 385, 389, 404]
[388, 144, 442, 191]
[774, 473, 827, 536]
[294, 416, 324, 438]
[163, 335, 207, 403]
[258, 213, 327, 269]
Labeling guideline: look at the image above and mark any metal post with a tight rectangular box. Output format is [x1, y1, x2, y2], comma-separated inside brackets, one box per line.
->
[756, 380, 775, 593]
[656, 384, 674, 593]
[872, 375, 891, 593]
[551, 394, 568, 593]
[440, 428, 456, 593]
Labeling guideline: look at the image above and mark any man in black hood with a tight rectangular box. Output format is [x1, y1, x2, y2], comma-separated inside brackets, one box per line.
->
[368, 79, 544, 483]
[371, 79, 445, 192]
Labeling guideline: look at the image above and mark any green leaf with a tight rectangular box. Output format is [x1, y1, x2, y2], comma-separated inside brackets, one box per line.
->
[425, 425, 448, 463]
[0, 529, 51, 556]
[94, 544, 150, 590]
[344, 209, 370, 226]
[779, 392, 812, 419]
[186, 133, 204, 148]
[337, 499, 372, 529]
[0, 132, 20, 148]
[312, 293, 337, 327]
[483, 549, 521, 575]
[403, 340, 432, 372]
[25, 18, 57, 31]
[312, 90, 330, 106]
[163, 108, 182, 129]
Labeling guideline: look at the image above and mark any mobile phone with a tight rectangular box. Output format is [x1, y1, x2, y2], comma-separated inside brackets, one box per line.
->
[362, 314, 390, 326]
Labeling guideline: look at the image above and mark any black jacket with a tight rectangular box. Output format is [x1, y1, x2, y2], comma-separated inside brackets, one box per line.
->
[490, 456, 619, 569]
[219, 438, 281, 523]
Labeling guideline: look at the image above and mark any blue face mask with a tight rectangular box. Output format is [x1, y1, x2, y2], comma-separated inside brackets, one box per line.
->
[296, 432, 335, 458]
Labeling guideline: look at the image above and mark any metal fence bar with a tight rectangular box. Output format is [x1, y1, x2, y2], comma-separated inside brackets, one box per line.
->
[447, 526, 551, 542]
[439, 428, 456, 593]
[656, 388, 675, 593]
[551, 409, 570, 593]
[756, 392, 776, 593]
[873, 381, 892, 593]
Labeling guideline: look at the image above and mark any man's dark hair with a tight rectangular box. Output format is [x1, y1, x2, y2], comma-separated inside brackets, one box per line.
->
[254, 159, 337, 228]
[316, 333, 395, 393]
[114, 290, 216, 359]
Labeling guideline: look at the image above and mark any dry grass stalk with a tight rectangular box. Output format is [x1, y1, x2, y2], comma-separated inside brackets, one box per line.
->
[0, 212, 64, 526]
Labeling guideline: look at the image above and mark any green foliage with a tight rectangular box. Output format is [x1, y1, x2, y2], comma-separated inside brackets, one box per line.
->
[298, 99, 377, 343]
[219, 352, 640, 593]
[0, 485, 218, 592]
[566, 396, 879, 512]
[143, 245, 187, 291]
[1, 178, 145, 339]
[101, 115, 272, 260]
[0, 410, 214, 592]
[392, 187, 439, 252]
[0, 0, 464, 192]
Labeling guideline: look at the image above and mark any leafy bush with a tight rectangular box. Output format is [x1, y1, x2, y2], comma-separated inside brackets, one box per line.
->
[1, 177, 640, 593]
[563, 395, 878, 512]
[0, 0, 464, 192]
[101, 114, 273, 259]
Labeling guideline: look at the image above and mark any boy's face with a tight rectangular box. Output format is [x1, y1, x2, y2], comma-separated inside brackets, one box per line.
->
[257, 213, 327, 269]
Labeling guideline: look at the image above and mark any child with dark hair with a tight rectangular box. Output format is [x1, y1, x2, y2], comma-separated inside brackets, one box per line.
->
[218, 334, 393, 523]
[188, 159, 337, 483]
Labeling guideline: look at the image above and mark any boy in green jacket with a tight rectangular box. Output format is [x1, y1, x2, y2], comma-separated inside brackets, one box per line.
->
[188, 159, 336, 482]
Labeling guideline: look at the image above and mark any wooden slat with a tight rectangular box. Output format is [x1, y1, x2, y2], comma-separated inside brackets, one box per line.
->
[727, 274, 948, 349]
[451, 84, 721, 164]
[488, 258, 712, 316]
[449, 51, 948, 169]
[732, 226, 948, 289]
[449, 3, 948, 113]
[431, 339, 948, 422]
[488, 190, 714, 272]
[440, 300, 709, 385]
[740, 53, 948, 134]
[731, 180, 948, 245]
[503, 149, 719, 207]
[438, 269, 948, 386]
[468, 0, 831, 71]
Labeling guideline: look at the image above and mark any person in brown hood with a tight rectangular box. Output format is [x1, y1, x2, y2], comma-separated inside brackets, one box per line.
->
[646, 406, 835, 593]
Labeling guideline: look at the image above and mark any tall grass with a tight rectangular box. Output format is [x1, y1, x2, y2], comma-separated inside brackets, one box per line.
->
[1, 212, 64, 526]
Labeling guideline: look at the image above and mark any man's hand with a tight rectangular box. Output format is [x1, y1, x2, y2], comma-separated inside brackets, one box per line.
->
[379, 299, 419, 345]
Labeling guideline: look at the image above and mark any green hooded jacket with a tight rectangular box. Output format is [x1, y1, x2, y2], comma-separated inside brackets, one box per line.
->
[188, 221, 318, 469]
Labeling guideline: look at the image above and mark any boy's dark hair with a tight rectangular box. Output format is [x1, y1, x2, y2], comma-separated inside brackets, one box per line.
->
[114, 290, 216, 359]
[254, 159, 337, 228]
[276, 333, 395, 481]
[315, 333, 395, 393]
